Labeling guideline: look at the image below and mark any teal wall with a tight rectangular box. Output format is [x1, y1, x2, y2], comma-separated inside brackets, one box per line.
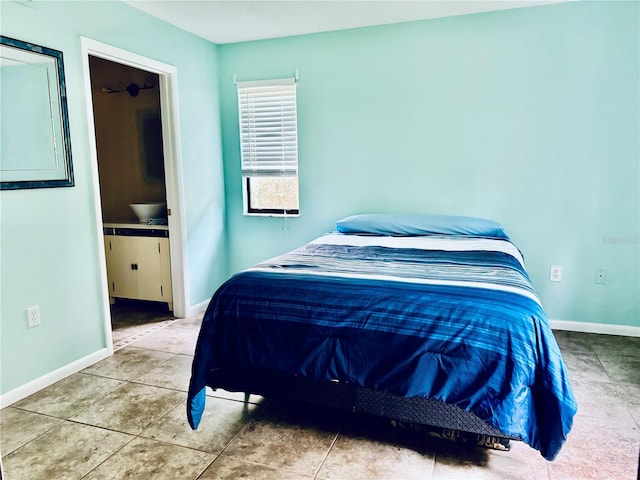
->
[219, 2, 639, 327]
[1, 0, 638, 400]
[0, 1, 226, 395]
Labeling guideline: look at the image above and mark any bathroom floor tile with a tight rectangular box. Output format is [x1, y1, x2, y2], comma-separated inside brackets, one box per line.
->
[112, 320, 178, 352]
[432, 440, 548, 480]
[82, 436, 213, 480]
[552, 331, 597, 355]
[112, 318, 174, 336]
[134, 353, 193, 391]
[222, 401, 339, 476]
[127, 326, 198, 355]
[611, 382, 640, 426]
[141, 397, 262, 453]
[599, 358, 640, 385]
[171, 313, 204, 330]
[82, 346, 174, 381]
[570, 380, 640, 434]
[72, 382, 184, 435]
[548, 415, 640, 480]
[199, 455, 311, 480]
[318, 425, 436, 480]
[589, 335, 640, 359]
[0, 407, 62, 456]
[112, 328, 136, 345]
[561, 351, 611, 383]
[2, 421, 132, 480]
[11, 372, 125, 419]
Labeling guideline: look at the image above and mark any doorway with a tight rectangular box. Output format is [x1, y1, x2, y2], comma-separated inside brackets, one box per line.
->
[81, 38, 188, 353]
[89, 56, 172, 335]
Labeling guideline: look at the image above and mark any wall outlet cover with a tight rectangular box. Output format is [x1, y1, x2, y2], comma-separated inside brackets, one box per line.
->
[27, 305, 40, 328]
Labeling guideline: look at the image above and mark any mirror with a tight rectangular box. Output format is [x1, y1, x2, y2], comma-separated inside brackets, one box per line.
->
[0, 36, 74, 189]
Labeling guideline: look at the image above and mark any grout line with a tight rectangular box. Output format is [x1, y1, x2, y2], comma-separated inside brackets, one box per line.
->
[313, 431, 340, 479]
[127, 379, 189, 394]
[211, 453, 316, 478]
[79, 433, 137, 479]
[194, 455, 218, 480]
[112, 319, 178, 352]
[0, 414, 65, 457]
[208, 397, 328, 478]
[216, 400, 268, 455]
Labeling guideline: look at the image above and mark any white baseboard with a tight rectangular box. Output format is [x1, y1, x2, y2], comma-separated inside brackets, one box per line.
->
[0, 348, 111, 409]
[550, 319, 640, 338]
[186, 299, 209, 317]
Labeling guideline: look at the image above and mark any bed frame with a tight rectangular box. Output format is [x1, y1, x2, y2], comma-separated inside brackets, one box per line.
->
[211, 368, 517, 450]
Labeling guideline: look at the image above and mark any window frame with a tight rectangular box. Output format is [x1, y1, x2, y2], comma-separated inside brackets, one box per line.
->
[236, 77, 300, 217]
[244, 177, 299, 216]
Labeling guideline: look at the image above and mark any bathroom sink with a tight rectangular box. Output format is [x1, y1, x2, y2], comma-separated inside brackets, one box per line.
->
[129, 202, 166, 223]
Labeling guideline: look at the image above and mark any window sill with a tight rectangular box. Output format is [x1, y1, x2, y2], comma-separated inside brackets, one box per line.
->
[242, 212, 301, 218]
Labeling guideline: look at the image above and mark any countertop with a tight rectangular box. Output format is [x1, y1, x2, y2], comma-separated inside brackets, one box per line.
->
[103, 221, 168, 230]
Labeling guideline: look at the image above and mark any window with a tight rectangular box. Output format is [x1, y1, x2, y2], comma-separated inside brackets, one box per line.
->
[237, 78, 299, 216]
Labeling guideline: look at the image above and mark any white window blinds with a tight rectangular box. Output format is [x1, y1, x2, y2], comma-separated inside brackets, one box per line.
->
[237, 79, 298, 177]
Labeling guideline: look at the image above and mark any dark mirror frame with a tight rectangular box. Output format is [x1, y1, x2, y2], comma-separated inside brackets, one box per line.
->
[0, 36, 74, 190]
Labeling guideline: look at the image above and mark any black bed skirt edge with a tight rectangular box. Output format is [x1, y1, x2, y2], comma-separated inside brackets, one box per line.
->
[209, 368, 518, 448]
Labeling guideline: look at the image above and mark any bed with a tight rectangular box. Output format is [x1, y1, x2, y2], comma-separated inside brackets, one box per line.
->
[187, 214, 576, 460]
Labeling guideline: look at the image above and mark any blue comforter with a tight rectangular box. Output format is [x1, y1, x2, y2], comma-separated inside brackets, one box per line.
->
[188, 234, 576, 460]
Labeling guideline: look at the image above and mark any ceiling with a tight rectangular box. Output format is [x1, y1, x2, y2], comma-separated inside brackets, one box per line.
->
[124, 0, 564, 44]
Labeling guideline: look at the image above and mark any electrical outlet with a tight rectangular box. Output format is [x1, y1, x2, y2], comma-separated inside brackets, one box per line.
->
[595, 268, 607, 284]
[27, 305, 40, 328]
[550, 265, 562, 282]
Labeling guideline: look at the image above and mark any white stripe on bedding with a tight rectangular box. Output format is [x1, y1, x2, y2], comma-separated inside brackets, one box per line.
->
[310, 233, 526, 268]
[248, 266, 542, 305]
[250, 233, 539, 305]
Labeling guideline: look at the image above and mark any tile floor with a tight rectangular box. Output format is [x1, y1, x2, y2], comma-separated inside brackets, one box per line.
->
[1, 303, 639, 480]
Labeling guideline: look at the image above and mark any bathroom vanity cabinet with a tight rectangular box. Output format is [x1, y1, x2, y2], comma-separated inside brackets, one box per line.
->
[104, 224, 173, 311]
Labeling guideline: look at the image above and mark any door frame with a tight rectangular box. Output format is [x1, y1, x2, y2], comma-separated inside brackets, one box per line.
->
[80, 38, 189, 350]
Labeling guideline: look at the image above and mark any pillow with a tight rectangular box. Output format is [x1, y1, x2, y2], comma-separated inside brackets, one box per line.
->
[335, 213, 509, 239]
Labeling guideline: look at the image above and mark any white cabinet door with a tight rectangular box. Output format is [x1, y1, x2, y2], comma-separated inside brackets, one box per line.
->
[132, 236, 164, 301]
[104, 234, 172, 307]
[105, 235, 138, 299]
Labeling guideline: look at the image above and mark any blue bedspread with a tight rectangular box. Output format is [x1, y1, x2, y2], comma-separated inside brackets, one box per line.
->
[188, 234, 576, 460]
